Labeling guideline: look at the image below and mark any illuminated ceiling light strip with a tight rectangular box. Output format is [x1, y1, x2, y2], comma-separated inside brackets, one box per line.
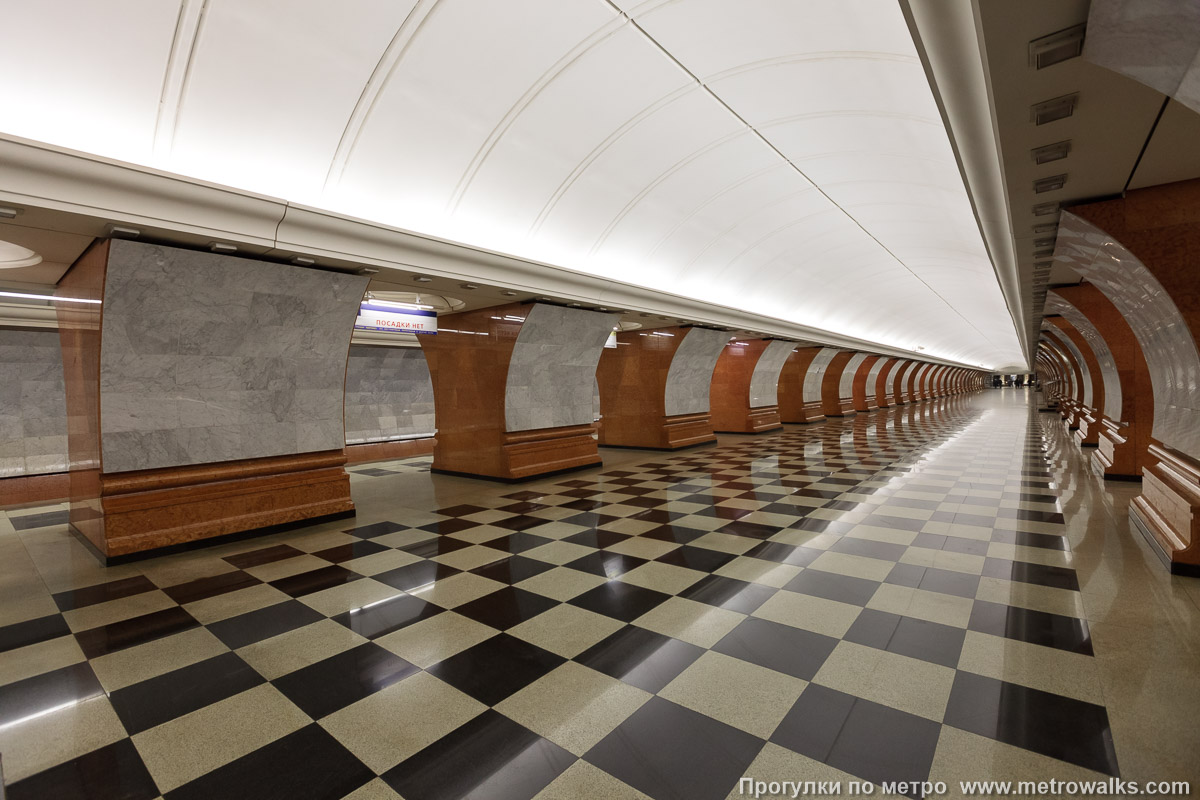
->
[363, 298, 435, 310]
[0, 290, 101, 304]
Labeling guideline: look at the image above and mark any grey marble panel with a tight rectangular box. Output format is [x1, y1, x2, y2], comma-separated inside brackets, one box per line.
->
[593, 376, 602, 422]
[802, 348, 839, 403]
[864, 357, 888, 404]
[99, 239, 368, 473]
[664, 327, 732, 416]
[1041, 339, 1075, 400]
[748, 340, 796, 408]
[1042, 324, 1093, 409]
[504, 304, 619, 432]
[896, 362, 920, 396]
[837, 353, 869, 399]
[1055, 210, 1200, 458]
[0, 328, 69, 477]
[344, 345, 435, 444]
[1046, 292, 1123, 420]
[1085, 0, 1200, 114]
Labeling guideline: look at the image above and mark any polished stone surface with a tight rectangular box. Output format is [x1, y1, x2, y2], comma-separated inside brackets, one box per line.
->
[0, 328, 69, 478]
[802, 346, 839, 403]
[1, 390, 1198, 798]
[663, 327, 732, 416]
[99, 239, 369, 473]
[1046, 292, 1122, 421]
[748, 339, 796, 408]
[344, 344, 435, 444]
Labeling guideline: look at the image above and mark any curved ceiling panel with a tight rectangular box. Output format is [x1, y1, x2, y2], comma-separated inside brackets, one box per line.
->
[0, 0, 1024, 368]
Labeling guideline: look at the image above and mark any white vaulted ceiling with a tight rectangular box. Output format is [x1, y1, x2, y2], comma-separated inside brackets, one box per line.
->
[0, 0, 1025, 368]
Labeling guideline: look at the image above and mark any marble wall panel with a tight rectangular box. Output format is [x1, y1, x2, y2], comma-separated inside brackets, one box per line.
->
[1055, 210, 1200, 458]
[504, 304, 618, 432]
[802, 347, 839, 403]
[344, 345, 435, 444]
[748, 340, 796, 408]
[838, 353, 869, 399]
[0, 328, 69, 477]
[1085, 0, 1200, 114]
[1046, 293, 1122, 420]
[664, 327, 733, 416]
[1043, 325, 1093, 407]
[99, 239, 368, 473]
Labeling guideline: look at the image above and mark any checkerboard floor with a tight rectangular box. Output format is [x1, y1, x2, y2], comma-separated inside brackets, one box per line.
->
[2, 391, 1198, 799]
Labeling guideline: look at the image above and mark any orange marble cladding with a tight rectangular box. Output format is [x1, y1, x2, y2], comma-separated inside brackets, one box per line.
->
[52, 240, 357, 560]
[1041, 330, 1085, 430]
[595, 326, 717, 450]
[820, 350, 856, 417]
[874, 358, 901, 407]
[1072, 183, 1200, 570]
[710, 340, 783, 434]
[894, 361, 916, 405]
[778, 347, 824, 423]
[851, 355, 881, 411]
[345, 438, 436, 465]
[1054, 283, 1154, 477]
[0, 473, 71, 507]
[419, 302, 602, 479]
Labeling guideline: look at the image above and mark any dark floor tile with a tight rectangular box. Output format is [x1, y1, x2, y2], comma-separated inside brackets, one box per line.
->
[497, 501, 550, 514]
[207, 600, 325, 649]
[981, 558, 1080, 592]
[569, 581, 671, 623]
[999, 508, 1065, 524]
[223, 544, 304, 569]
[784, 569, 880, 606]
[680, 575, 774, 614]
[0, 613, 71, 654]
[274, 642, 418, 719]
[864, 514, 927, 532]
[944, 671, 1118, 776]
[653, 546, 734, 574]
[771, 685, 941, 798]
[575, 625, 704, 693]
[384, 710, 572, 800]
[419, 518, 482, 536]
[269, 565, 361, 598]
[354, 467, 399, 477]
[0, 662, 104, 728]
[311, 540, 388, 564]
[565, 551, 648, 578]
[374, 561, 460, 593]
[436, 504, 491, 517]
[843, 609, 966, 668]
[915, 567, 980, 599]
[967, 600, 1093, 655]
[7, 738, 159, 800]
[502, 490, 548, 501]
[562, 529, 630, 550]
[9, 509, 70, 530]
[929, 511, 997, 529]
[492, 514, 551, 532]
[75, 607, 198, 659]
[559, 512, 621, 528]
[345, 520, 407, 539]
[585, 696, 763, 800]
[719, 520, 781, 540]
[401, 536, 473, 558]
[641, 524, 710, 545]
[631, 509, 685, 525]
[428, 634, 564, 706]
[52, 575, 158, 611]
[712, 617, 838, 681]
[162, 571, 262, 605]
[830, 536, 908, 562]
[454, 587, 559, 630]
[756, 502, 811, 519]
[743, 541, 820, 567]
[990, 529, 1069, 551]
[561, 498, 605, 511]
[487, 531, 557, 554]
[470, 555, 555, 585]
[330, 592, 441, 639]
[166, 723, 374, 800]
[790, 517, 855, 534]
[109, 652, 263, 734]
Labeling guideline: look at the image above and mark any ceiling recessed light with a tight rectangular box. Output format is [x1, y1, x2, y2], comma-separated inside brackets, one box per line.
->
[357, 267, 379, 275]
[1033, 174, 1067, 193]
[291, 256, 316, 266]
[209, 242, 237, 253]
[1030, 94, 1078, 125]
[1032, 222, 1057, 235]
[1031, 141, 1072, 164]
[0, 239, 42, 269]
[1033, 237, 1057, 249]
[0, 207, 18, 219]
[1032, 202, 1060, 216]
[412, 275, 433, 283]
[501, 290, 518, 296]
[106, 224, 141, 238]
[1029, 24, 1087, 70]
[459, 283, 478, 290]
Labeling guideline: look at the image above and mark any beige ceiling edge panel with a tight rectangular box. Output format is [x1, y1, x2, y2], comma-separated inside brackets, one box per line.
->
[900, 0, 1028, 369]
[0, 135, 286, 248]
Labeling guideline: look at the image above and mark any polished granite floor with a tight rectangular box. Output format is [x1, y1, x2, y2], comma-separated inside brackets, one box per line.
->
[1, 391, 1198, 799]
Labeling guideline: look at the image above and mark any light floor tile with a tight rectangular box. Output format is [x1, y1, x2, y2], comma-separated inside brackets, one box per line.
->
[408, 572, 506, 609]
[90, 626, 228, 692]
[0, 634, 85, 687]
[604, 537, 681, 561]
[516, 566, 609, 601]
[929, 726, 1113, 798]
[320, 671, 486, 773]
[0, 695, 125, 782]
[184, 582, 292, 625]
[62, 590, 177, 633]
[431, 545, 508, 571]
[899, 547, 985, 576]
[714, 557, 803, 588]
[534, 759, 652, 800]
[957, 630, 1104, 704]
[808, 550, 895, 582]
[237, 618, 368, 680]
[523, 540, 599, 566]
[619, 562, 705, 595]
[633, 596, 745, 648]
[496, 662, 650, 756]
[752, 590, 862, 639]
[375, 611, 497, 669]
[689, 532, 760, 555]
[813, 641, 954, 722]
[509, 604, 624, 658]
[867, 583, 973, 628]
[299, 578, 402, 617]
[975, 576, 1086, 619]
[660, 650, 806, 738]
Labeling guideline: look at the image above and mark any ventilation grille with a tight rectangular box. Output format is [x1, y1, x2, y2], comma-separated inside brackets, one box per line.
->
[1029, 24, 1087, 69]
[1033, 222, 1058, 235]
[1033, 202, 1060, 217]
[1033, 237, 1057, 249]
[1031, 94, 1079, 125]
[1031, 140, 1072, 164]
[1034, 174, 1067, 193]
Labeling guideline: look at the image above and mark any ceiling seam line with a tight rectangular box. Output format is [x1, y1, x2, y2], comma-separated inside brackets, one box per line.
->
[601, 0, 998, 351]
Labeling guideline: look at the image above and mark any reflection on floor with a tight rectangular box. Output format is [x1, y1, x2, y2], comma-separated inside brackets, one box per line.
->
[1, 391, 1197, 800]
